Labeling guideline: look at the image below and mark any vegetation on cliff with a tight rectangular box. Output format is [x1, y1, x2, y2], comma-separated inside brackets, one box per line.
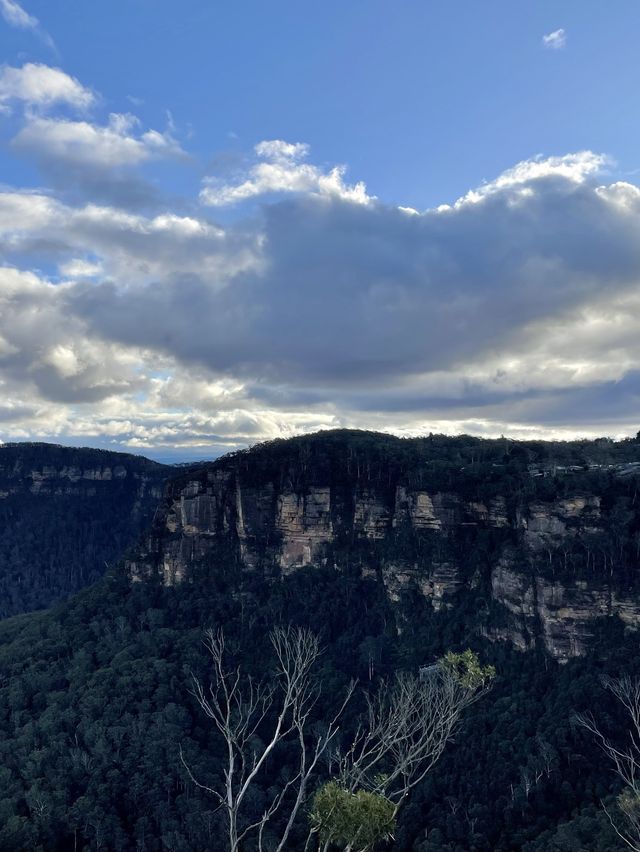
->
[2, 430, 640, 849]
[0, 553, 634, 850]
[0, 443, 172, 618]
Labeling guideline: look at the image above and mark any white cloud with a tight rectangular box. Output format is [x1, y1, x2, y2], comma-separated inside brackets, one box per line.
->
[0, 0, 36, 29]
[0, 190, 61, 231]
[5, 148, 640, 450]
[59, 258, 103, 279]
[0, 190, 256, 286]
[200, 138, 372, 206]
[13, 113, 183, 169]
[0, 2, 56, 51]
[0, 65, 184, 207]
[0, 63, 94, 109]
[11, 110, 187, 207]
[83, 152, 640, 436]
[449, 151, 608, 208]
[44, 344, 82, 378]
[254, 140, 310, 162]
[0, 267, 148, 407]
[542, 28, 566, 50]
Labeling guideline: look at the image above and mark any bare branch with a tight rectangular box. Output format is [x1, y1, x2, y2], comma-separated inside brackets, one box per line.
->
[339, 664, 490, 807]
[181, 626, 351, 852]
[576, 674, 640, 851]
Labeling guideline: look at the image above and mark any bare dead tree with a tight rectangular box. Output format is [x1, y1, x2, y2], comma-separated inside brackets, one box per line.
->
[575, 674, 640, 851]
[303, 656, 493, 851]
[444, 795, 461, 816]
[180, 626, 353, 852]
[336, 663, 492, 811]
[535, 736, 557, 779]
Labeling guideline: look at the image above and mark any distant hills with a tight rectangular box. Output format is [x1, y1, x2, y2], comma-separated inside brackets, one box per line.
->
[0, 443, 173, 618]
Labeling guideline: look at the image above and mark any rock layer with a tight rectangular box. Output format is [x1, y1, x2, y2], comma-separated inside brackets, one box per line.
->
[0, 442, 171, 617]
[128, 432, 640, 661]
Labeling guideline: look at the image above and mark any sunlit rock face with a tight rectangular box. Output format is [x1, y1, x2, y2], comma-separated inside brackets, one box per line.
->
[523, 496, 602, 550]
[277, 486, 333, 569]
[128, 430, 640, 661]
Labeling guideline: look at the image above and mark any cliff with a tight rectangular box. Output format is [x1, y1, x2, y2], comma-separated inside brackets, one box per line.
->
[129, 430, 640, 660]
[1, 432, 634, 852]
[0, 442, 172, 617]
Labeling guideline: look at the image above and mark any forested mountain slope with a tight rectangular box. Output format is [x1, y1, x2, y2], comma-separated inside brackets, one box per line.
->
[0, 443, 172, 617]
[0, 536, 631, 851]
[2, 430, 640, 850]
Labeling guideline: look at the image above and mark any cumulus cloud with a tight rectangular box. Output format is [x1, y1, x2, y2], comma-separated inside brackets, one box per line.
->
[0, 64, 185, 208]
[71, 152, 639, 387]
[449, 151, 608, 207]
[542, 28, 566, 50]
[0, 63, 94, 110]
[0, 191, 257, 290]
[5, 142, 640, 452]
[0, 63, 188, 209]
[0, 267, 148, 406]
[200, 138, 372, 206]
[11, 112, 186, 208]
[14, 113, 182, 168]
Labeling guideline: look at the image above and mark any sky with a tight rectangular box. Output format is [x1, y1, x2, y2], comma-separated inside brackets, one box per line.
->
[1, 1, 640, 461]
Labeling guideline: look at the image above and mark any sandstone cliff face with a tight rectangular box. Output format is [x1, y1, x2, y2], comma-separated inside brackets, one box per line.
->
[488, 558, 640, 658]
[131, 469, 511, 585]
[129, 433, 640, 661]
[0, 450, 163, 500]
[523, 495, 601, 550]
[483, 495, 625, 657]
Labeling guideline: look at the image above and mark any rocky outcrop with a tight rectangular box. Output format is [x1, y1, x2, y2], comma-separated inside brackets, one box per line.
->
[523, 496, 601, 550]
[276, 487, 333, 569]
[131, 476, 481, 583]
[382, 561, 462, 610]
[0, 445, 163, 499]
[132, 470, 523, 583]
[490, 558, 640, 658]
[127, 431, 640, 661]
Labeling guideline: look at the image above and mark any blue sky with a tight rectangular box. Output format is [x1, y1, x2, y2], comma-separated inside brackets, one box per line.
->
[1, 1, 640, 459]
[6, 1, 640, 208]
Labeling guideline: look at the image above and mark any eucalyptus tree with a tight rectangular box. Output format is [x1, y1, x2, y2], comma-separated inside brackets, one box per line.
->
[576, 675, 640, 851]
[183, 632, 494, 852]
[181, 626, 353, 852]
[308, 650, 495, 851]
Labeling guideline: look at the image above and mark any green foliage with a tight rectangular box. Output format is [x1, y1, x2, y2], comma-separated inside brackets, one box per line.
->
[0, 564, 633, 850]
[618, 787, 640, 819]
[310, 781, 396, 850]
[439, 649, 496, 689]
[1, 430, 640, 849]
[0, 443, 171, 617]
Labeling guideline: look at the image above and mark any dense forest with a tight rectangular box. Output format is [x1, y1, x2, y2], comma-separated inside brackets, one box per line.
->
[2, 430, 640, 850]
[0, 559, 632, 851]
[0, 443, 172, 618]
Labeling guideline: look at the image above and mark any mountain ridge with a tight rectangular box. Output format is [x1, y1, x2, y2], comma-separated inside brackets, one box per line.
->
[0, 430, 638, 850]
[128, 428, 640, 660]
